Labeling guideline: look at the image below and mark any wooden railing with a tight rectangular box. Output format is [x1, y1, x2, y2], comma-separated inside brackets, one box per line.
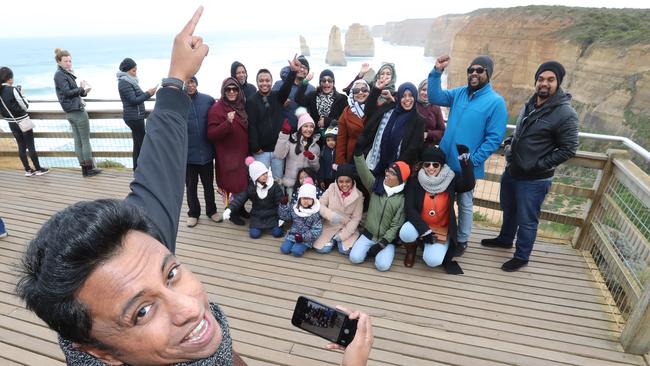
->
[1, 105, 649, 354]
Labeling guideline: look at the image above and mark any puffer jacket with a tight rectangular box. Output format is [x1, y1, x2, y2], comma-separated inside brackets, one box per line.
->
[54, 66, 87, 112]
[274, 132, 321, 188]
[278, 204, 323, 247]
[314, 182, 363, 250]
[0, 84, 28, 119]
[229, 180, 285, 229]
[118, 77, 152, 120]
[505, 88, 579, 180]
[187, 91, 215, 165]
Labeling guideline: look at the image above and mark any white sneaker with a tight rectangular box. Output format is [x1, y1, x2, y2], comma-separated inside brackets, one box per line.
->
[0, 232, 7, 239]
[187, 217, 198, 227]
[24, 169, 35, 177]
[35, 168, 50, 176]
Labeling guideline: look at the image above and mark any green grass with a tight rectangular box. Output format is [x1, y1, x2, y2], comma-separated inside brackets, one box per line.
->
[96, 160, 126, 169]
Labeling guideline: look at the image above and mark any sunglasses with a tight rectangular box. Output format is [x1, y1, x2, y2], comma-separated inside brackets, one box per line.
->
[224, 87, 239, 93]
[352, 87, 369, 94]
[320, 78, 334, 84]
[423, 162, 441, 169]
[467, 67, 486, 75]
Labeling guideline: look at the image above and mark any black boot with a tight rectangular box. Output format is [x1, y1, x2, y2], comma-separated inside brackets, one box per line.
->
[404, 243, 417, 268]
[84, 160, 102, 177]
[454, 241, 468, 257]
[229, 215, 245, 226]
[481, 237, 513, 248]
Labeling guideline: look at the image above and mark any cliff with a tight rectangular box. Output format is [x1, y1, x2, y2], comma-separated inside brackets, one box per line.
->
[345, 23, 374, 57]
[381, 19, 434, 46]
[325, 25, 347, 66]
[299, 35, 310, 56]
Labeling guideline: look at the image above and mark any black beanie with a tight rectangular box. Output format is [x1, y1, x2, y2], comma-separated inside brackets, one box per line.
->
[297, 55, 310, 71]
[190, 76, 198, 85]
[535, 61, 565, 86]
[119, 58, 136, 72]
[335, 164, 355, 180]
[320, 69, 335, 81]
[420, 147, 446, 164]
[469, 55, 494, 80]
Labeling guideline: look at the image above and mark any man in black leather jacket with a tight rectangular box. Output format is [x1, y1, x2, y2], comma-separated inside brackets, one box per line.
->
[481, 61, 579, 272]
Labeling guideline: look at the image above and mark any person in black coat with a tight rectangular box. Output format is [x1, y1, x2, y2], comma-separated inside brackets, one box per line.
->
[117, 58, 157, 170]
[231, 61, 257, 101]
[295, 69, 347, 138]
[399, 145, 475, 275]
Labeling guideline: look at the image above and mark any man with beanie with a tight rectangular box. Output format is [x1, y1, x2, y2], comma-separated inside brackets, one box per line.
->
[272, 54, 315, 130]
[482, 61, 578, 272]
[230, 61, 257, 100]
[428, 54, 508, 257]
[184, 75, 219, 227]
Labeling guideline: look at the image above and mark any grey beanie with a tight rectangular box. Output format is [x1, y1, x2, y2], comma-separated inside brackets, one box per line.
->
[469, 55, 494, 80]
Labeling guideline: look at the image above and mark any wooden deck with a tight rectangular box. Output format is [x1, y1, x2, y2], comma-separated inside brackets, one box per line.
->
[0, 168, 647, 366]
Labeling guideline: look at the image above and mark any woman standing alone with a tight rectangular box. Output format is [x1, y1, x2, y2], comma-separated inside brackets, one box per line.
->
[53, 48, 101, 176]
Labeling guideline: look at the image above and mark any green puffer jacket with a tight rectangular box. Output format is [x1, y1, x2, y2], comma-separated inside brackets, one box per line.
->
[353, 154, 405, 243]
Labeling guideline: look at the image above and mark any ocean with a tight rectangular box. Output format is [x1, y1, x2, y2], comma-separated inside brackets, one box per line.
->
[2, 31, 438, 167]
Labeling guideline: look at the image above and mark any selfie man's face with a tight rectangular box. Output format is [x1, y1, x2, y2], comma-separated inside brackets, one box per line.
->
[77, 231, 222, 365]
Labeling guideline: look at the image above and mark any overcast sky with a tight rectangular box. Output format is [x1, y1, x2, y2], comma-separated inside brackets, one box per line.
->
[1, 0, 647, 38]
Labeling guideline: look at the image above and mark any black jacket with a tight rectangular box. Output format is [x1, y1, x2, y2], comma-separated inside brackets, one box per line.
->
[0, 85, 28, 119]
[246, 71, 295, 153]
[360, 87, 425, 165]
[118, 78, 152, 121]
[404, 160, 475, 268]
[54, 66, 87, 112]
[505, 89, 579, 180]
[229, 180, 285, 230]
[295, 84, 347, 129]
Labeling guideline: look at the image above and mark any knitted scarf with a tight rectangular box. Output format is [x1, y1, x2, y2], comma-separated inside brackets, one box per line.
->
[316, 92, 334, 118]
[256, 171, 275, 199]
[293, 199, 321, 218]
[116, 72, 140, 87]
[58, 302, 234, 366]
[417, 165, 455, 194]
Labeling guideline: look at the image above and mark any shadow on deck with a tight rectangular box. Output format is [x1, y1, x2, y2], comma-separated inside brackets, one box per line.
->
[0, 168, 646, 366]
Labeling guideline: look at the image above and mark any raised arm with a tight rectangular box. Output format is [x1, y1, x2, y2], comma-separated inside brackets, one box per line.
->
[124, 6, 208, 253]
[427, 55, 454, 107]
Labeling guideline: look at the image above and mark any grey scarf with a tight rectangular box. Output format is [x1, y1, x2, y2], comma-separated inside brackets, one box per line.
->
[58, 302, 234, 366]
[116, 71, 140, 87]
[417, 165, 455, 194]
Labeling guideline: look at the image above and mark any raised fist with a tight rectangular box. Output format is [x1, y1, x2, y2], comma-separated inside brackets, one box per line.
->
[281, 119, 292, 135]
[435, 54, 451, 72]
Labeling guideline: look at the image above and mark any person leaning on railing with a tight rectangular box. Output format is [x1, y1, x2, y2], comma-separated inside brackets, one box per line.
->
[0, 67, 49, 176]
[16, 7, 373, 366]
[53, 48, 102, 177]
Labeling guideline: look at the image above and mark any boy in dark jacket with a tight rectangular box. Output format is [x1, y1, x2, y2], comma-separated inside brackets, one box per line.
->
[318, 124, 338, 190]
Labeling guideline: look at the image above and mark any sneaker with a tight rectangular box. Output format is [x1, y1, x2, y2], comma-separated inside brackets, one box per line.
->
[187, 217, 198, 227]
[0, 232, 7, 239]
[501, 258, 529, 272]
[24, 169, 35, 177]
[454, 241, 468, 257]
[210, 213, 223, 223]
[35, 168, 50, 176]
[481, 237, 513, 248]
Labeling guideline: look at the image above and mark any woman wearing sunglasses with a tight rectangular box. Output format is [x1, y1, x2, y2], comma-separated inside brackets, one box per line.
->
[335, 79, 370, 165]
[295, 69, 347, 137]
[208, 77, 249, 219]
[398, 145, 475, 274]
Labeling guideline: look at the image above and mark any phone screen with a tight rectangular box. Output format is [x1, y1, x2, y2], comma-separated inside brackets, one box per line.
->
[291, 296, 356, 345]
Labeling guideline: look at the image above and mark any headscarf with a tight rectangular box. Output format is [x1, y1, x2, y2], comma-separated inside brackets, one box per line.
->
[372, 82, 418, 177]
[221, 77, 248, 123]
[230, 61, 249, 86]
[348, 79, 369, 119]
[373, 63, 397, 105]
[417, 79, 428, 106]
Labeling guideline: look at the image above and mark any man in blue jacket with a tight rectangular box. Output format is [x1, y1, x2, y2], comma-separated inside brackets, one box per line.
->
[185, 76, 218, 227]
[428, 54, 508, 256]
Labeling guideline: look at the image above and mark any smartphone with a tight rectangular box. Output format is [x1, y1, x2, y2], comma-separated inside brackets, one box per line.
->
[291, 296, 357, 347]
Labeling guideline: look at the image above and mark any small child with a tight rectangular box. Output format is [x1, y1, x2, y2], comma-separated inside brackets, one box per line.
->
[224, 160, 284, 239]
[290, 167, 323, 205]
[319, 124, 338, 190]
[278, 178, 323, 256]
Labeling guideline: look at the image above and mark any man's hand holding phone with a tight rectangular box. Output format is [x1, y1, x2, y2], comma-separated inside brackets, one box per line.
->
[325, 305, 374, 366]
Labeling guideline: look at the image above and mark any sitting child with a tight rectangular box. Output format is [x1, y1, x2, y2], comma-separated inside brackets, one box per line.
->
[314, 163, 364, 255]
[290, 167, 324, 205]
[319, 124, 338, 190]
[349, 141, 409, 271]
[278, 178, 323, 257]
[224, 160, 284, 239]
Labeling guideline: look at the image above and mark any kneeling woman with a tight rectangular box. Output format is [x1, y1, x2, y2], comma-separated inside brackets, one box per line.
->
[314, 164, 364, 254]
[399, 145, 474, 274]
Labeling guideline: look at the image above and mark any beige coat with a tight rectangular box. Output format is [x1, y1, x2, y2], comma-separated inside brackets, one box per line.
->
[314, 183, 364, 250]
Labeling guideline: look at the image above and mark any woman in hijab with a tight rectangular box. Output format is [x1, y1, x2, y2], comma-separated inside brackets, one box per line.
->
[372, 63, 397, 106]
[208, 77, 250, 218]
[416, 79, 446, 148]
[336, 79, 370, 165]
[295, 69, 347, 136]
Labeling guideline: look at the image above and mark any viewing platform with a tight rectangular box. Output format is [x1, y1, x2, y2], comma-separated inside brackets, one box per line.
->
[0, 104, 649, 365]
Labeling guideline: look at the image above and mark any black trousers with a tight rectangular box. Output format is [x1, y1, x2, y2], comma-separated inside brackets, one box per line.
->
[9, 122, 40, 171]
[125, 119, 146, 170]
[185, 162, 217, 218]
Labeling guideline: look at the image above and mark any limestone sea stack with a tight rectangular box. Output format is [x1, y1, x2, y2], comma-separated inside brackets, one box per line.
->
[299, 35, 310, 56]
[345, 23, 375, 57]
[325, 25, 347, 66]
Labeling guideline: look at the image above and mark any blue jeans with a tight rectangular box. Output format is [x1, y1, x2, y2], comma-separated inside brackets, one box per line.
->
[280, 238, 308, 256]
[497, 170, 552, 261]
[349, 234, 395, 271]
[456, 189, 474, 243]
[314, 237, 350, 255]
[0, 217, 6, 236]
[250, 226, 283, 239]
[399, 222, 449, 268]
[254, 151, 284, 181]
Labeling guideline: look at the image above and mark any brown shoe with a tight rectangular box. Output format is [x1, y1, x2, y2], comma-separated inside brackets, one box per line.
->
[404, 243, 417, 268]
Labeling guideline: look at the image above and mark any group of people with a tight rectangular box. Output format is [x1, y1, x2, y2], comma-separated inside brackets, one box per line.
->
[9, 5, 579, 365]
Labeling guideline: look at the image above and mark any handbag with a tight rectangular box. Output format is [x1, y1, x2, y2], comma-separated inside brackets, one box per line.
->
[0, 93, 34, 132]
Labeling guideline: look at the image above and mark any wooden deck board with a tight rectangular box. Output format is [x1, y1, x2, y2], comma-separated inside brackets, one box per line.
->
[0, 168, 646, 365]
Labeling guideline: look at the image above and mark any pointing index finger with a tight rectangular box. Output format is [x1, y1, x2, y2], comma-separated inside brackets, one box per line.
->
[181, 6, 204, 37]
